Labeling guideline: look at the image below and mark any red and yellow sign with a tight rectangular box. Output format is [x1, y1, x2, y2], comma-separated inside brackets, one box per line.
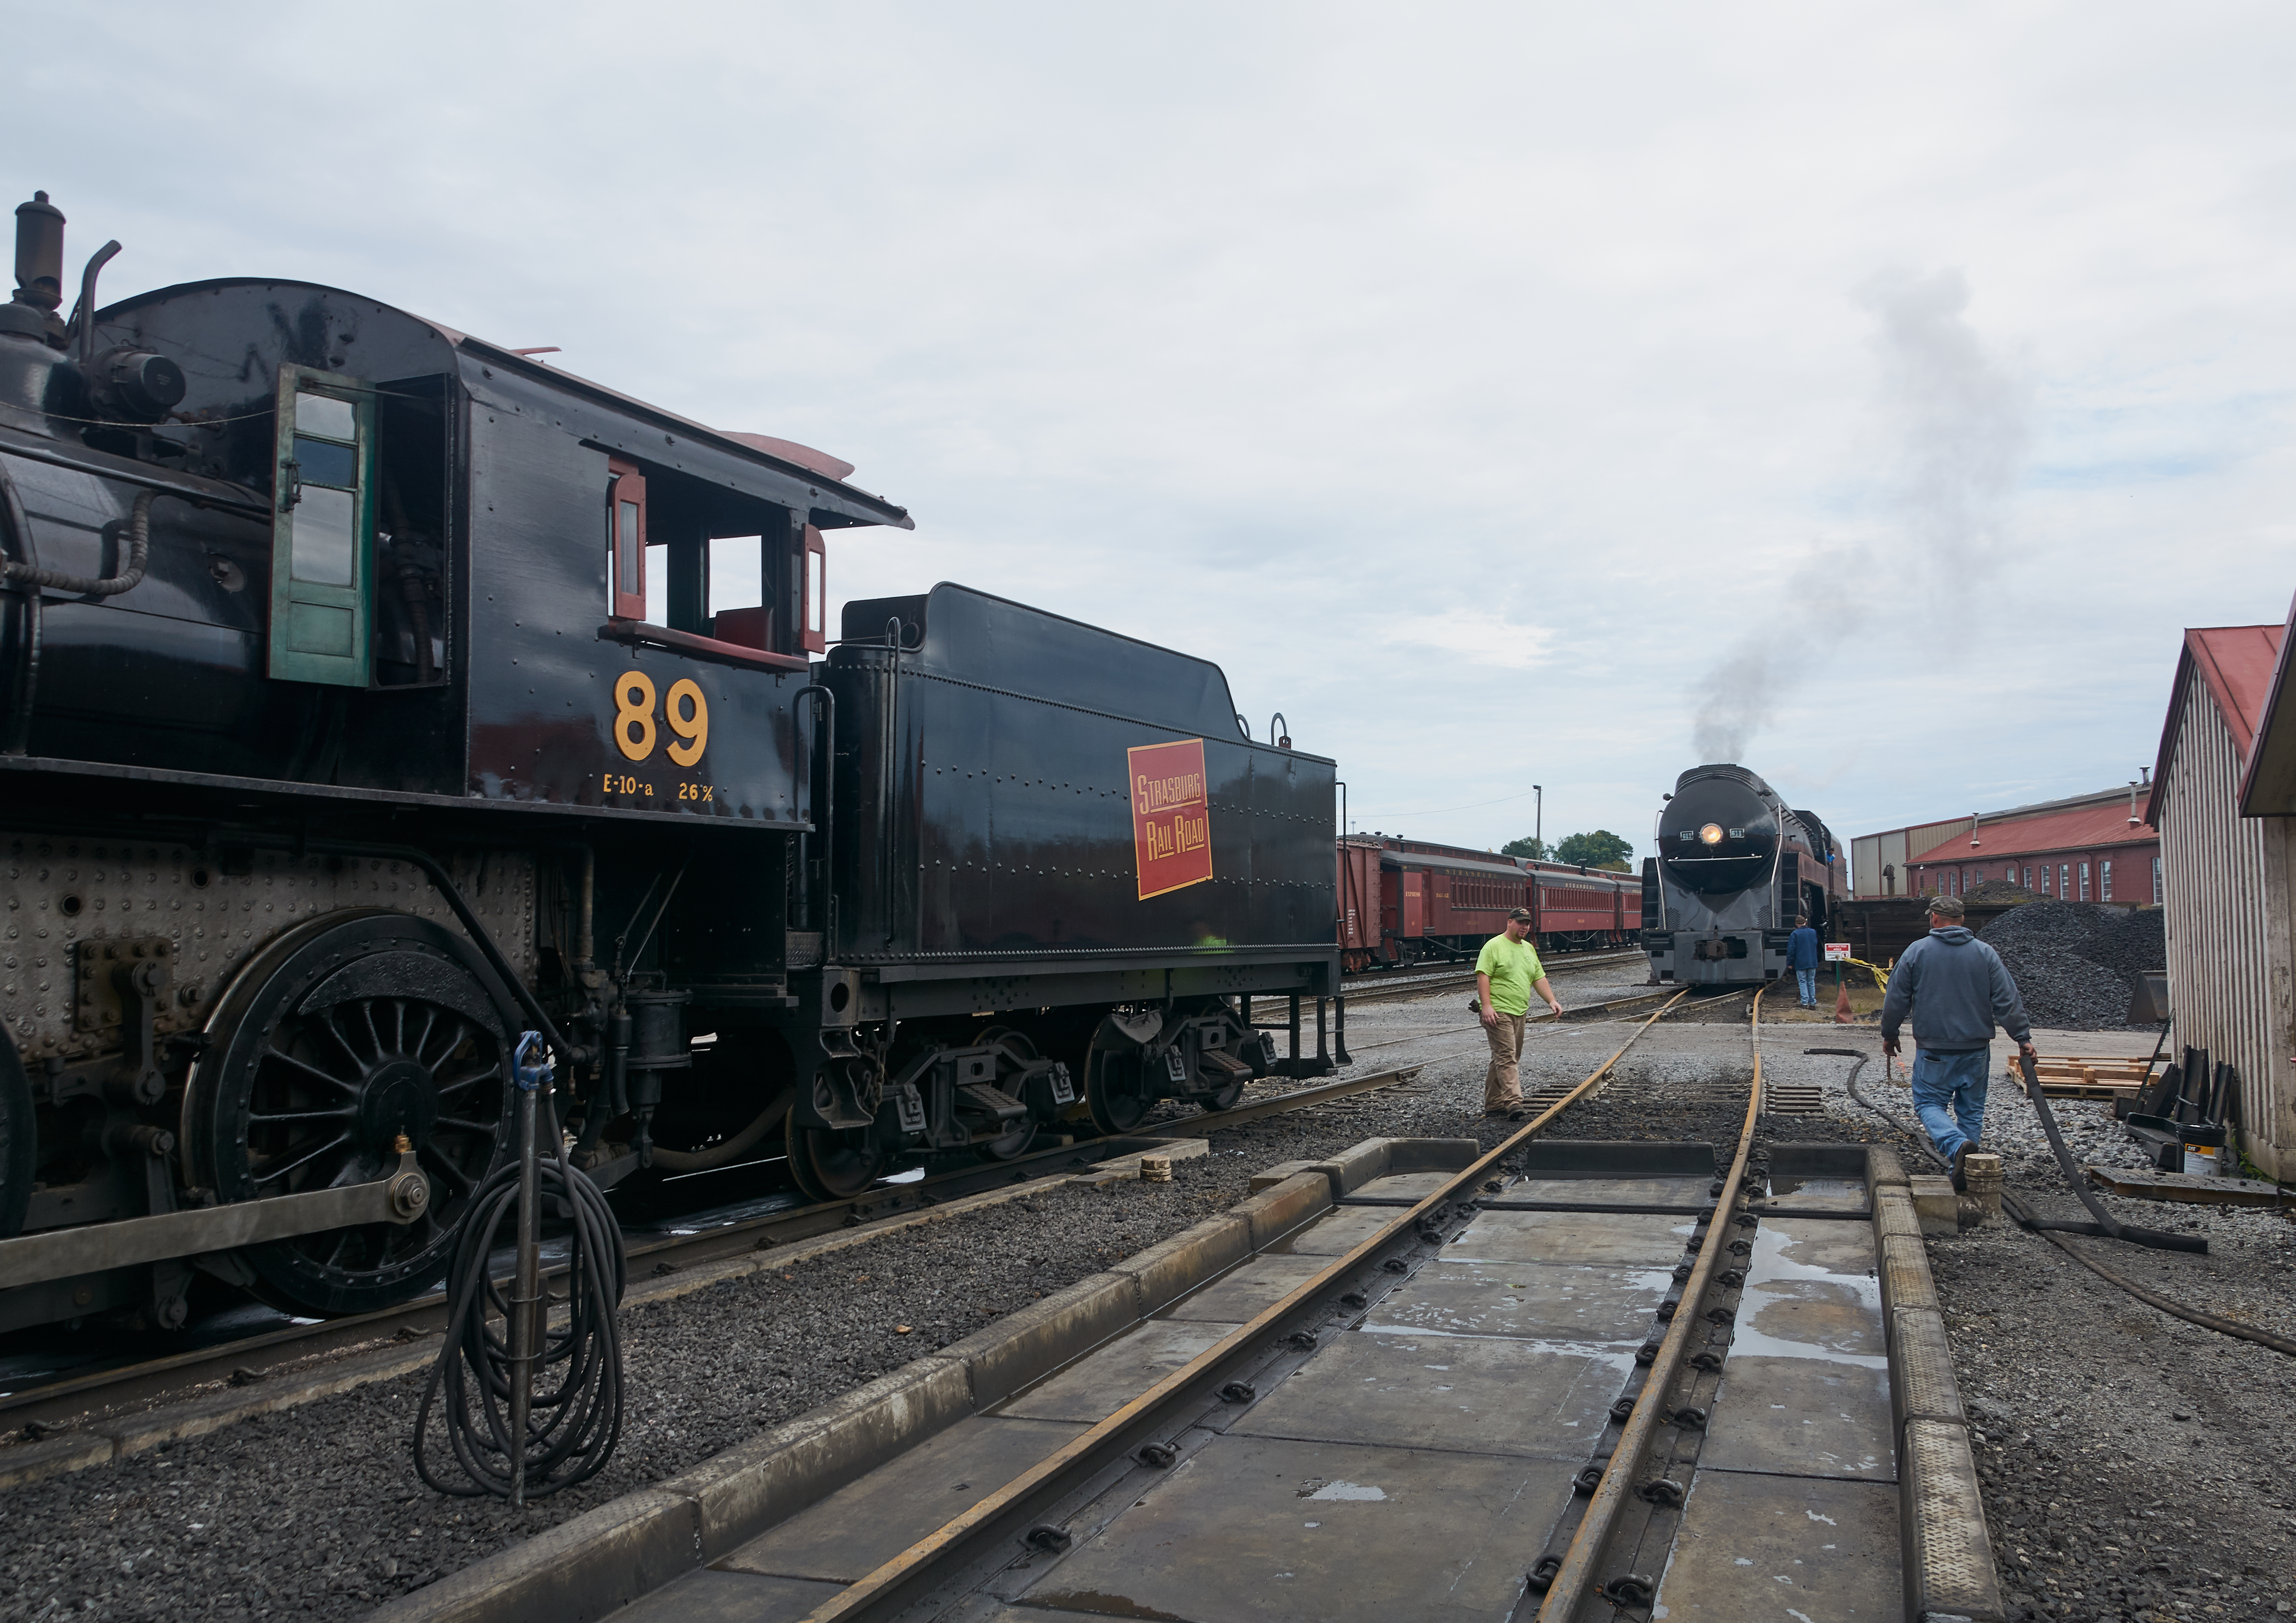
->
[1128, 738, 1214, 900]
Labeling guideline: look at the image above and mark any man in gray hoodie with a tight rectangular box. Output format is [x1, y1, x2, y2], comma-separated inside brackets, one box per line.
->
[1880, 895, 2037, 1189]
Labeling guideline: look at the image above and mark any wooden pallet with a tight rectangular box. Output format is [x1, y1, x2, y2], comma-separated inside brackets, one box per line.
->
[2020, 1054, 2155, 1100]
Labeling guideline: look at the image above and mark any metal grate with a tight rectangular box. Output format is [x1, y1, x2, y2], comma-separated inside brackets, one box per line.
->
[1763, 1082, 1825, 1114]
[1890, 1308, 1965, 1426]
[1908, 1418, 2006, 1616]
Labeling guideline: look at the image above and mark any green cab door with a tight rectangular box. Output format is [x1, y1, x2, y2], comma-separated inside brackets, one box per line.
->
[268, 366, 375, 685]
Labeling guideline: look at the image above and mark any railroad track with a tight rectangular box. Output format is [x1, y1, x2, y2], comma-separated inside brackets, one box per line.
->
[566, 988, 1749, 1622]
[1339, 948, 1648, 1009]
[0, 1064, 1432, 1436]
[543, 977, 1988, 1623]
[1341, 982, 1753, 1062]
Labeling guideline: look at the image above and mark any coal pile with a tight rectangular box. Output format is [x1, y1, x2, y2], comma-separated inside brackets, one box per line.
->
[1977, 901, 2165, 1030]
[1963, 879, 2037, 903]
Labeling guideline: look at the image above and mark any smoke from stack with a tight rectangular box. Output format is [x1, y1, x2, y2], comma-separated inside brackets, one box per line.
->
[1689, 269, 2032, 764]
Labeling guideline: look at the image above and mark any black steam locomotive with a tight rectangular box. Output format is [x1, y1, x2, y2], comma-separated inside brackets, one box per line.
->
[0, 193, 1338, 1334]
[1640, 763, 1838, 986]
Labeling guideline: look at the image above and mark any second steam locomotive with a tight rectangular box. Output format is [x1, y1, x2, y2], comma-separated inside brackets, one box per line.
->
[1640, 763, 1839, 985]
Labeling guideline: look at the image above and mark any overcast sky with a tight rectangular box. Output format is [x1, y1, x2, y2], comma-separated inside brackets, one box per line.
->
[13, 3, 2293, 868]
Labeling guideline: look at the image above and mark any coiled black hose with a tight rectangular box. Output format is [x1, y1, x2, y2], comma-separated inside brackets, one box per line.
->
[413, 1147, 627, 1498]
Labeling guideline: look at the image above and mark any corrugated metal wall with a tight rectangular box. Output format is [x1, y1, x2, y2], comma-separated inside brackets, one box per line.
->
[2160, 678, 2295, 1179]
[1850, 827, 1914, 897]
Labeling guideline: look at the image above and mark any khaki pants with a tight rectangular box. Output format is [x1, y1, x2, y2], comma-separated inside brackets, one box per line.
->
[1483, 1011, 1528, 1110]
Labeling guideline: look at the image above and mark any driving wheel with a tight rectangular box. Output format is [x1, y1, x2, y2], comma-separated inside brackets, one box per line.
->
[185, 909, 517, 1316]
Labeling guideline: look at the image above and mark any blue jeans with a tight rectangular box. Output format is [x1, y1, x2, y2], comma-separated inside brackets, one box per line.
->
[1795, 968, 1817, 1005]
[1911, 1048, 1990, 1160]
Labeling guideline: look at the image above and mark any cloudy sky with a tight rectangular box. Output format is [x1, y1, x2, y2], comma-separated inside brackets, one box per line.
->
[14, 3, 2292, 871]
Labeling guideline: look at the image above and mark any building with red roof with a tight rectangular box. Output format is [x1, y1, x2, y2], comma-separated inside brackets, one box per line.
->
[2148, 614, 2293, 1180]
[1849, 784, 2157, 904]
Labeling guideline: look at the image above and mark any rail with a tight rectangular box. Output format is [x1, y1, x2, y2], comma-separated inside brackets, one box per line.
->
[0, 1066, 1428, 1434]
[1535, 979, 1769, 1620]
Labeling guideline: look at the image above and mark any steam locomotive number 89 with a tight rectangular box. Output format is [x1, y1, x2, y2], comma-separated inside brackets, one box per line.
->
[0, 193, 1339, 1334]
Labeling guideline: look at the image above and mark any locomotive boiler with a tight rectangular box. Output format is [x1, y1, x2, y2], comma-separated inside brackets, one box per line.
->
[1640, 764, 1839, 986]
[0, 193, 1337, 1335]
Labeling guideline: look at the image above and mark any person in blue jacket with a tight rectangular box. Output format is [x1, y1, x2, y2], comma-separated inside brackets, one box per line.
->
[1787, 915, 1822, 1007]
[1880, 894, 2037, 1189]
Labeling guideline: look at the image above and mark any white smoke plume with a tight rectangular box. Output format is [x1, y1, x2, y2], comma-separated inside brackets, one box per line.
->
[1689, 269, 2032, 764]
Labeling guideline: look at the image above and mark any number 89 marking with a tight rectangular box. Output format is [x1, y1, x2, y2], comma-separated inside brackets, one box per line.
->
[612, 671, 709, 766]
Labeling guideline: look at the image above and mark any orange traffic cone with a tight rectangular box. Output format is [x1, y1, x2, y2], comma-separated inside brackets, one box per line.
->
[1834, 979, 1853, 1024]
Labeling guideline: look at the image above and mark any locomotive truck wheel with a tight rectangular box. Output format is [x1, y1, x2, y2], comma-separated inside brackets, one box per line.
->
[784, 1115, 886, 1203]
[971, 1027, 1037, 1161]
[184, 909, 517, 1317]
[1083, 1021, 1153, 1136]
[0, 1031, 32, 1238]
[1202, 1075, 1245, 1113]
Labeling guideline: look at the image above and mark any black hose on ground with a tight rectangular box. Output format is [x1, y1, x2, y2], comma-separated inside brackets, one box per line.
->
[1820, 1045, 2296, 1360]
[1998, 1187, 2296, 1359]
[1821, 1043, 2202, 1251]
[413, 1143, 627, 1498]
[2013, 1052, 2207, 1254]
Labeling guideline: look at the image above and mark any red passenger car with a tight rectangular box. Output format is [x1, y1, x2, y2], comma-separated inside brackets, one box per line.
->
[1337, 836, 1635, 969]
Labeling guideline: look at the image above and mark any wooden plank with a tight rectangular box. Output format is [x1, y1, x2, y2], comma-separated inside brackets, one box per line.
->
[2084, 1165, 2294, 1209]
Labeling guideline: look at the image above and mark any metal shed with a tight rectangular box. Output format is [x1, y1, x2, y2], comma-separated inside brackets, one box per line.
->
[2147, 614, 2295, 1181]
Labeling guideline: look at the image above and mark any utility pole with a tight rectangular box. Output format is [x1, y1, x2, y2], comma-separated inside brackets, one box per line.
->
[1534, 785, 1543, 857]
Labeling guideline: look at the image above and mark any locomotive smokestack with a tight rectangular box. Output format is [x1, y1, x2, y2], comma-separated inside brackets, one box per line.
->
[13, 191, 65, 315]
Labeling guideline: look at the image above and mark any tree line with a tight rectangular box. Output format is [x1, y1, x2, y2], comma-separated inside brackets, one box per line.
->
[1501, 830, 1633, 870]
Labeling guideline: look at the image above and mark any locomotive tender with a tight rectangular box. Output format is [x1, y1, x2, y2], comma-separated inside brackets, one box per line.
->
[0, 194, 1338, 1334]
[1640, 763, 1839, 985]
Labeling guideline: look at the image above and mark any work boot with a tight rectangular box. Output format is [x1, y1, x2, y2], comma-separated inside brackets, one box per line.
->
[1950, 1143, 1970, 1193]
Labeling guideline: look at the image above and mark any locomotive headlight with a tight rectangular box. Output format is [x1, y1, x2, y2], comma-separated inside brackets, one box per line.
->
[1698, 822, 1725, 845]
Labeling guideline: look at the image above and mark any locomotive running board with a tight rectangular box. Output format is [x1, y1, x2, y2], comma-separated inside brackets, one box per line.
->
[0, 1147, 430, 1292]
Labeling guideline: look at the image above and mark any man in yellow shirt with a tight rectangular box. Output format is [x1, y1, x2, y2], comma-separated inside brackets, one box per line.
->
[1477, 907, 1564, 1116]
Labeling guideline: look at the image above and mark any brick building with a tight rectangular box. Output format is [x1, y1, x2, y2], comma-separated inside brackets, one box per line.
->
[1850, 785, 2160, 904]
